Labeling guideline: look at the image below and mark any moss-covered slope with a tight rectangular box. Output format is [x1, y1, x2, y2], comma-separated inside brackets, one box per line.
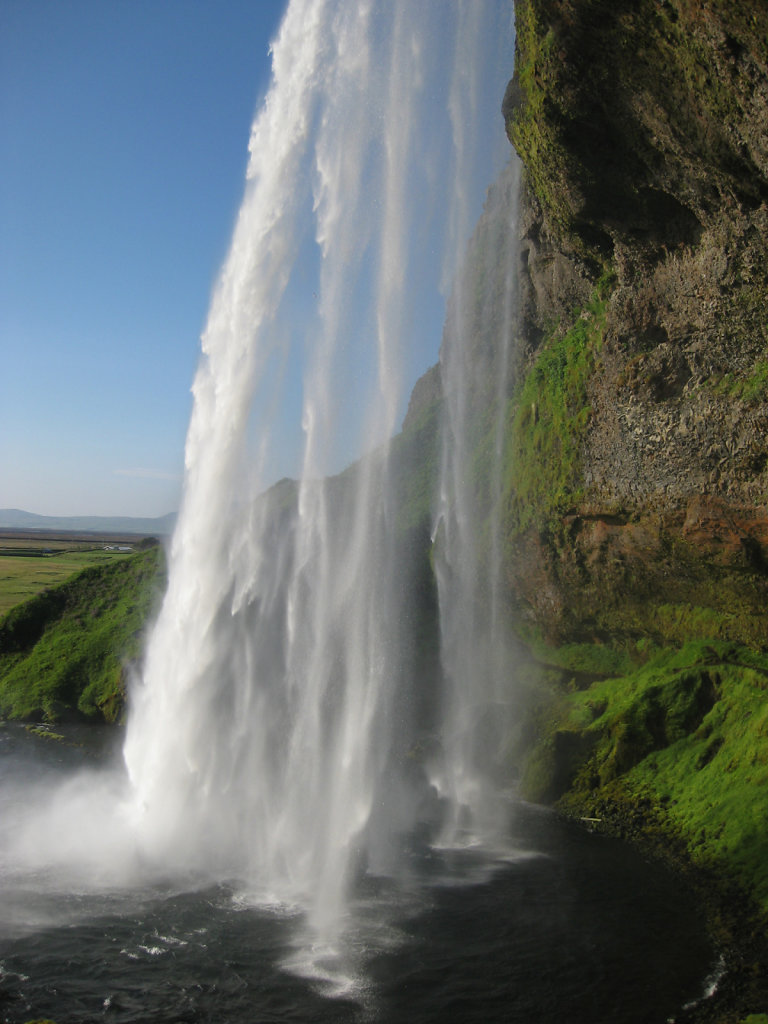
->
[523, 641, 768, 903]
[0, 546, 164, 722]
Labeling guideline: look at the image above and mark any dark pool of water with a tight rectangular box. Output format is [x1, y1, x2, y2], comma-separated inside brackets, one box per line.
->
[0, 725, 716, 1024]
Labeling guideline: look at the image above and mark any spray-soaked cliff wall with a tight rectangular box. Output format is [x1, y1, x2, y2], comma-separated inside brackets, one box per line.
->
[486, 6, 768, 1007]
[480, 7, 768, 1010]
[502, 0, 768, 651]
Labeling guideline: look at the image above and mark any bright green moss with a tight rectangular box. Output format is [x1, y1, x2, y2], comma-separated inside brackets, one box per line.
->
[523, 640, 768, 913]
[710, 359, 768, 405]
[0, 547, 165, 722]
[504, 273, 614, 535]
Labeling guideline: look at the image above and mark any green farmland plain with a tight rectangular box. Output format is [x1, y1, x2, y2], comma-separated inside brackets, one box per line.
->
[0, 536, 138, 616]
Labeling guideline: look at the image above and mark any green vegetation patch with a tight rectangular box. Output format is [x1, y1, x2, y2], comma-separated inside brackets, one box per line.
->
[504, 274, 613, 534]
[0, 546, 165, 722]
[0, 548, 137, 617]
[710, 359, 768, 406]
[530, 638, 637, 681]
[507, 0, 577, 241]
[390, 390, 441, 534]
[522, 639, 768, 913]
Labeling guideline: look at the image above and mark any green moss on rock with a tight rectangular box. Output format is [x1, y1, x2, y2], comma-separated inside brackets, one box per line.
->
[504, 272, 614, 534]
[507, 0, 768, 259]
[522, 640, 768, 913]
[0, 546, 165, 722]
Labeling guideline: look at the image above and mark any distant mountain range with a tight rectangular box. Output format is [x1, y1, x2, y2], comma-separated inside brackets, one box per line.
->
[0, 508, 176, 536]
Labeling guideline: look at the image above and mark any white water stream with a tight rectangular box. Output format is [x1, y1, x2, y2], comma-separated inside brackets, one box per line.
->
[430, 157, 521, 846]
[123, 0, 516, 930]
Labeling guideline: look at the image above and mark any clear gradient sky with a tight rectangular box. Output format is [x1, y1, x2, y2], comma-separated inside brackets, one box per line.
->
[1, 0, 287, 517]
[1, 0, 515, 520]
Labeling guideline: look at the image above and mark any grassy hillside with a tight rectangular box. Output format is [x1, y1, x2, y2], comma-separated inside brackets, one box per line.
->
[0, 545, 139, 617]
[0, 546, 165, 722]
[521, 642, 768, 905]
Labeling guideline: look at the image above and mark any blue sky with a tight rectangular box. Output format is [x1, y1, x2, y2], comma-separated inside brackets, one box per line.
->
[1, 0, 286, 517]
[1, 0, 515, 520]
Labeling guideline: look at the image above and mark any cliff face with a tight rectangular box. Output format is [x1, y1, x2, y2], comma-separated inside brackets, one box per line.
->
[493, 4, 768, 998]
[503, 0, 768, 652]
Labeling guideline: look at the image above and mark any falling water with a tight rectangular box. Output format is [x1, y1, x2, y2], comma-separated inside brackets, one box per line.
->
[430, 158, 521, 846]
[121, 0, 516, 954]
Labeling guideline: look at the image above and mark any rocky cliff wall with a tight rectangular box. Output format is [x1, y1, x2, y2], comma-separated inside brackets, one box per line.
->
[494, 7, 768, 1011]
[502, 0, 768, 654]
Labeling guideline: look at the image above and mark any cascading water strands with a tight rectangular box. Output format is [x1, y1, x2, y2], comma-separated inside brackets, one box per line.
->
[431, 164, 522, 846]
[0, 0, 523, 996]
[114, 0, 518, 958]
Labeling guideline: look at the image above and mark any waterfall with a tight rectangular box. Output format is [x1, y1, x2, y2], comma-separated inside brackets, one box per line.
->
[118, 0, 515, 955]
[431, 158, 521, 846]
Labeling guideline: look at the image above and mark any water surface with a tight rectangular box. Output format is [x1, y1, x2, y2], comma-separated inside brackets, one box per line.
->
[0, 726, 715, 1024]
